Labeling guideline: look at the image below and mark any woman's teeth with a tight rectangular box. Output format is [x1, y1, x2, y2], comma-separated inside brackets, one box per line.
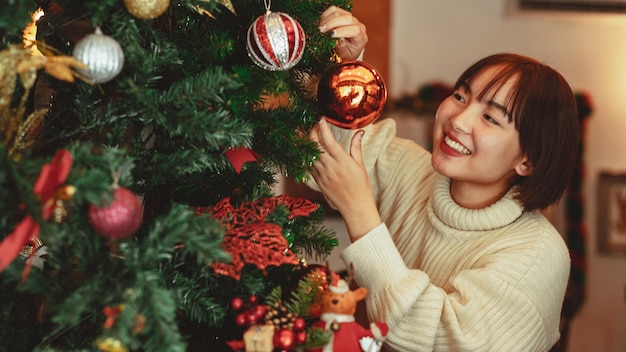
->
[444, 136, 471, 155]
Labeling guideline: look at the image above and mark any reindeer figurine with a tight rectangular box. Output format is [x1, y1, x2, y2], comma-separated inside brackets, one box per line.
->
[310, 263, 389, 352]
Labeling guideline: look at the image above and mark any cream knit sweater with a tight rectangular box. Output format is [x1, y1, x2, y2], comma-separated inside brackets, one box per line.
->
[313, 118, 570, 352]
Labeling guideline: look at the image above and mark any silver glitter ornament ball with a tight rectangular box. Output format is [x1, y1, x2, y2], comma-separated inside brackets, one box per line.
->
[246, 11, 305, 71]
[72, 28, 124, 84]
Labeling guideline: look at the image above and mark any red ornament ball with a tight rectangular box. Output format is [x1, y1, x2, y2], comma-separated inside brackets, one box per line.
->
[253, 304, 268, 319]
[235, 313, 247, 327]
[231, 297, 244, 311]
[246, 11, 305, 71]
[273, 328, 296, 350]
[317, 60, 387, 129]
[246, 312, 260, 325]
[293, 317, 306, 331]
[88, 187, 143, 240]
[295, 330, 307, 345]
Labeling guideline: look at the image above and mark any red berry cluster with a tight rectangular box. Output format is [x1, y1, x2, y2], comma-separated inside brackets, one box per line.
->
[230, 295, 308, 351]
[231, 295, 267, 327]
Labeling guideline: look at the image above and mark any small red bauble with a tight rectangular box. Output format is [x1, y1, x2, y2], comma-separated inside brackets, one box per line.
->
[88, 187, 143, 240]
[295, 330, 307, 345]
[246, 11, 305, 71]
[273, 328, 296, 350]
[231, 297, 244, 311]
[317, 60, 388, 129]
[253, 304, 268, 319]
[293, 317, 305, 331]
[246, 312, 259, 325]
[235, 313, 247, 327]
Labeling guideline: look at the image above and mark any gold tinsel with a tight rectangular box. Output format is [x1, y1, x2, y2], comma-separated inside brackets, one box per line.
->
[0, 44, 86, 159]
[194, 0, 236, 18]
[96, 337, 129, 352]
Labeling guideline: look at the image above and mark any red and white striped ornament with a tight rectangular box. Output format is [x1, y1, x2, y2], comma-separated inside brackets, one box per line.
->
[246, 7, 305, 71]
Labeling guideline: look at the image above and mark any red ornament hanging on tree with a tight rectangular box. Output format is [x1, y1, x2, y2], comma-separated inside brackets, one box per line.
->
[317, 60, 387, 129]
[273, 328, 296, 351]
[88, 187, 143, 240]
[246, 2, 305, 71]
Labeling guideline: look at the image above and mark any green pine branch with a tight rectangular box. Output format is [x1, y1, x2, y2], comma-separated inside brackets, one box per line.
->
[0, 0, 355, 350]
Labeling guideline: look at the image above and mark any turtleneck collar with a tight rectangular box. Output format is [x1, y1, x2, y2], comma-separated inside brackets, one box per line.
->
[428, 176, 524, 233]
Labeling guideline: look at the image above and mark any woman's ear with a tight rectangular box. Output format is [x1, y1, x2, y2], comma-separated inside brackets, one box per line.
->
[515, 158, 533, 177]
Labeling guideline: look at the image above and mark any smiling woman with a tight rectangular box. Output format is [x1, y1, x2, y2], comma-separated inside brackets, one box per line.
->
[306, 52, 580, 351]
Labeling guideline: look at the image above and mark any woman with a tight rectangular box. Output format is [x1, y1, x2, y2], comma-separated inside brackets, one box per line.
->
[308, 46, 580, 351]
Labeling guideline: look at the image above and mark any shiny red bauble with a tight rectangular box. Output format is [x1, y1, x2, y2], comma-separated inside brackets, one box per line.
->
[273, 328, 296, 350]
[235, 313, 247, 327]
[292, 317, 306, 331]
[231, 297, 244, 311]
[317, 60, 387, 129]
[87, 187, 143, 240]
[295, 330, 307, 345]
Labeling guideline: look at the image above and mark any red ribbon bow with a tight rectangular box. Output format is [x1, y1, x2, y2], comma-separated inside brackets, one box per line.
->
[0, 149, 73, 273]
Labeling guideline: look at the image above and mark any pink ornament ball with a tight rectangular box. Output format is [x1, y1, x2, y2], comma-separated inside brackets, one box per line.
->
[88, 187, 143, 240]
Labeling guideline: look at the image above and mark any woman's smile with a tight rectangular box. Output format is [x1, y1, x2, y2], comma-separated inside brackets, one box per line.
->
[442, 134, 471, 155]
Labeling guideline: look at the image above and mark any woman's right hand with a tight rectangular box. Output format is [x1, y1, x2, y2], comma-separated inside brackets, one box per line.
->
[309, 118, 382, 241]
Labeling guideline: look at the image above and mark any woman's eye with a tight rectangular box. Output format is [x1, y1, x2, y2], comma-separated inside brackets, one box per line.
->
[453, 93, 465, 103]
[483, 114, 501, 126]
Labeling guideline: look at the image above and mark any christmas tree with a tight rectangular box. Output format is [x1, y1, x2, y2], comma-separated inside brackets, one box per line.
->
[0, 0, 352, 350]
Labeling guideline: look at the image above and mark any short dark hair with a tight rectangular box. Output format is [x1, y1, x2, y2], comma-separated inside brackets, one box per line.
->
[454, 53, 580, 211]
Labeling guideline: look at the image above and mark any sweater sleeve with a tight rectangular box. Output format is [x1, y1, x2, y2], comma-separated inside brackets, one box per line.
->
[305, 118, 404, 194]
[341, 221, 570, 352]
[306, 117, 437, 219]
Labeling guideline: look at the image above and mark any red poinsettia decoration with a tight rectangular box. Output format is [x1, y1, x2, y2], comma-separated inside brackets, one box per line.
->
[200, 195, 319, 280]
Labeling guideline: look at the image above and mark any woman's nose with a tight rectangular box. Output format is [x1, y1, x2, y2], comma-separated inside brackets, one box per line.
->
[450, 108, 474, 134]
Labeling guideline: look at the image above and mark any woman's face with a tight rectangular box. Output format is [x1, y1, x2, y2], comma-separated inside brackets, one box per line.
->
[431, 66, 532, 208]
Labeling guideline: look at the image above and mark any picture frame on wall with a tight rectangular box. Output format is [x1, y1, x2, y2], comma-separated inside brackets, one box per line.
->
[597, 172, 626, 255]
[519, 0, 626, 13]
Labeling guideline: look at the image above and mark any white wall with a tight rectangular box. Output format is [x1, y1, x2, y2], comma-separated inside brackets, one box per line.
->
[389, 1, 626, 351]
